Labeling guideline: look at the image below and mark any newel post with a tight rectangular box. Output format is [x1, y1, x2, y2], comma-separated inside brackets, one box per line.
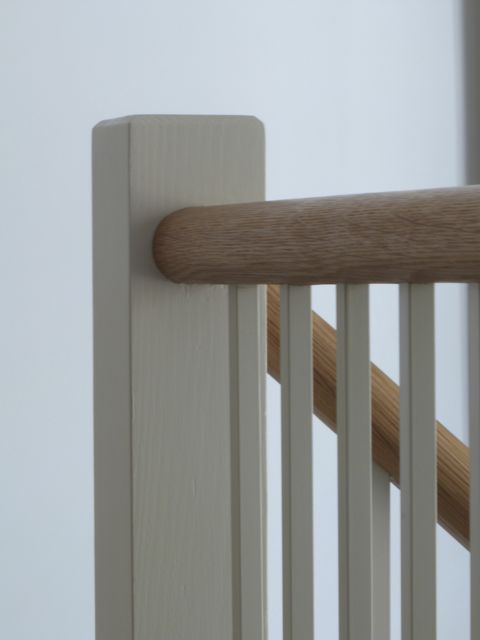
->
[92, 116, 267, 640]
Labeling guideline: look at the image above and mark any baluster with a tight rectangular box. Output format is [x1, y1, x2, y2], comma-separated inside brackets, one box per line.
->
[281, 285, 314, 640]
[469, 283, 480, 640]
[230, 284, 267, 640]
[372, 464, 391, 639]
[399, 284, 436, 640]
[337, 284, 373, 639]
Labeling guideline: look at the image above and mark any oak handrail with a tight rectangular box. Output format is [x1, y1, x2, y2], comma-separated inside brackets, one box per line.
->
[154, 185, 480, 284]
[267, 285, 469, 548]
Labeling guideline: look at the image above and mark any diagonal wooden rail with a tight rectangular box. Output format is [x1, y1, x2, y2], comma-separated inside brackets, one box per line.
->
[267, 284, 470, 548]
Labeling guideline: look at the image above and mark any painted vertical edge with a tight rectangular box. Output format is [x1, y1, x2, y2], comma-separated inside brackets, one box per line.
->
[337, 284, 373, 640]
[372, 464, 390, 640]
[469, 283, 480, 640]
[93, 115, 265, 640]
[93, 121, 134, 640]
[399, 283, 436, 640]
[230, 284, 267, 640]
[281, 285, 314, 640]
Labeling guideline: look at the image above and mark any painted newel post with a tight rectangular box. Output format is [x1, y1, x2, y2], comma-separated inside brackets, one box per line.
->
[92, 116, 267, 640]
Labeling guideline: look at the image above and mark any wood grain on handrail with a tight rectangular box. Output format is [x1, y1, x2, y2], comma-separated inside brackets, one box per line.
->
[154, 185, 480, 285]
[267, 285, 470, 548]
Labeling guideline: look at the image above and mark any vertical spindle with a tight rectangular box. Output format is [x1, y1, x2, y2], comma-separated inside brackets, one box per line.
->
[399, 283, 436, 640]
[281, 285, 314, 640]
[337, 284, 373, 640]
[469, 283, 480, 640]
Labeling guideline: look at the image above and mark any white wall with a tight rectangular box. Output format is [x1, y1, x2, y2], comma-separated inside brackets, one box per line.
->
[0, 0, 471, 638]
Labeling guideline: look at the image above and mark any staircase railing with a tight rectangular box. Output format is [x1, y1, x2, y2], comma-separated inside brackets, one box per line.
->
[93, 115, 478, 640]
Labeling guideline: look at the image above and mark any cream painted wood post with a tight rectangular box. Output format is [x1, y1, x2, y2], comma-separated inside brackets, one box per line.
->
[92, 116, 266, 640]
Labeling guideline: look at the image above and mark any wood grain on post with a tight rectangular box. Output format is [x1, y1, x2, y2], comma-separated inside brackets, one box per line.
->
[154, 185, 480, 285]
[267, 285, 470, 549]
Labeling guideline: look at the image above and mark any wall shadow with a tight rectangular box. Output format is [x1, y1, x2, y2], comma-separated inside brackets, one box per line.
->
[463, 0, 480, 183]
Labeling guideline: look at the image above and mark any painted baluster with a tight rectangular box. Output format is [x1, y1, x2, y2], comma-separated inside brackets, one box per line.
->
[469, 283, 480, 640]
[337, 284, 373, 640]
[399, 284, 436, 640]
[373, 464, 390, 640]
[281, 285, 314, 640]
[230, 284, 267, 640]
